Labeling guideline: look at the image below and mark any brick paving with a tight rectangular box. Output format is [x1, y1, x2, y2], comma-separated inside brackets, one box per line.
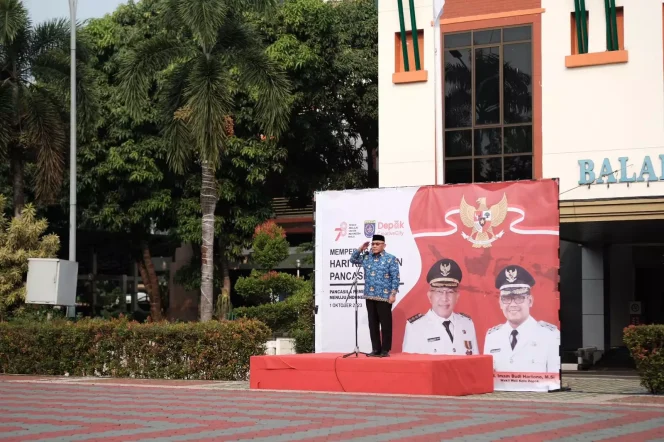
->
[1, 375, 663, 441]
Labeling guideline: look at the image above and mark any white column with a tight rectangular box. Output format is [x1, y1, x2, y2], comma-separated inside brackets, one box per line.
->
[581, 247, 604, 350]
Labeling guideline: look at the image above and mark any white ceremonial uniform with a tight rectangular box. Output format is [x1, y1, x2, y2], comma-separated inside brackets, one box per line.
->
[483, 315, 561, 373]
[402, 310, 479, 355]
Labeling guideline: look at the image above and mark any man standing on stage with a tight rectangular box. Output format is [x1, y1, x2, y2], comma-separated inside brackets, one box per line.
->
[350, 234, 400, 357]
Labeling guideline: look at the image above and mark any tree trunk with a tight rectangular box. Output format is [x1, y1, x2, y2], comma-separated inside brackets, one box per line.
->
[141, 241, 162, 321]
[136, 259, 154, 319]
[217, 238, 232, 320]
[10, 147, 24, 217]
[136, 259, 151, 305]
[200, 162, 218, 322]
[219, 239, 231, 299]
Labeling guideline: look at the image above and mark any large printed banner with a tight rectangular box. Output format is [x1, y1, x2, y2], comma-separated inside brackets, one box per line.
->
[314, 180, 561, 392]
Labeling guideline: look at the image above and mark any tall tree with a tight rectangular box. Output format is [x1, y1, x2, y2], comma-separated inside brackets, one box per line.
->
[334, 0, 378, 187]
[0, 0, 97, 217]
[119, 0, 291, 321]
[74, 1, 178, 321]
[254, 0, 377, 201]
[173, 135, 287, 312]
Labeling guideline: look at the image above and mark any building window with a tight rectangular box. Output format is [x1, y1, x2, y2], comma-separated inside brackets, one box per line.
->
[395, 30, 424, 73]
[570, 7, 624, 55]
[570, 11, 589, 55]
[443, 26, 533, 184]
[612, 7, 624, 51]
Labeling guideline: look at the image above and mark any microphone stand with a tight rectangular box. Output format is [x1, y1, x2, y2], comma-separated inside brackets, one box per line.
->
[343, 253, 370, 358]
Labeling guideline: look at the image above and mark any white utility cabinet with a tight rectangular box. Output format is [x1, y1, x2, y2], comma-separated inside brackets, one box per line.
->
[25, 258, 78, 306]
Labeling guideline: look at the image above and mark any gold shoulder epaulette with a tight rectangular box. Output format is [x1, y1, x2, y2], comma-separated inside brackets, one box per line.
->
[538, 321, 557, 331]
[487, 324, 503, 334]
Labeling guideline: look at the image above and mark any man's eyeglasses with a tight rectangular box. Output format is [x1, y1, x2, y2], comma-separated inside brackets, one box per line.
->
[430, 288, 457, 296]
[500, 294, 529, 304]
[371, 242, 385, 246]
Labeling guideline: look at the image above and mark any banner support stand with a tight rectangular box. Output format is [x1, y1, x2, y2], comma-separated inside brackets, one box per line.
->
[549, 178, 570, 393]
[313, 193, 317, 317]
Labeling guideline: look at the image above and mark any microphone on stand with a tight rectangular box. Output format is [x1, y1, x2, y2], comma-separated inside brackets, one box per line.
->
[343, 242, 371, 358]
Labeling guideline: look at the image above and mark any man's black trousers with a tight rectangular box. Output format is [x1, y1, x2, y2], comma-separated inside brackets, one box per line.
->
[365, 299, 392, 352]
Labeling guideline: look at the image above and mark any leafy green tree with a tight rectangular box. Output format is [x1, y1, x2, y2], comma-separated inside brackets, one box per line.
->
[75, 2, 178, 321]
[254, 0, 377, 201]
[0, 195, 60, 320]
[0, 0, 97, 216]
[334, 0, 378, 187]
[118, 0, 291, 321]
[172, 136, 287, 312]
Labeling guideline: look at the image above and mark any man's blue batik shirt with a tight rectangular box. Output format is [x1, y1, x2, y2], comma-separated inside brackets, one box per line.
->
[350, 249, 401, 302]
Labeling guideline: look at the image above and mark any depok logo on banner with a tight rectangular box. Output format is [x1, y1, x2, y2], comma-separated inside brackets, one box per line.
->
[363, 220, 405, 237]
[336, 220, 405, 241]
[363, 220, 375, 238]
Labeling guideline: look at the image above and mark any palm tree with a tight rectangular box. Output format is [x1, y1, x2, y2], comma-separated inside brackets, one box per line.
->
[0, 0, 97, 217]
[119, 0, 291, 321]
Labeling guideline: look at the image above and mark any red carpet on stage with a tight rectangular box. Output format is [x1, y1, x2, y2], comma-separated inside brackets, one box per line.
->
[250, 353, 494, 396]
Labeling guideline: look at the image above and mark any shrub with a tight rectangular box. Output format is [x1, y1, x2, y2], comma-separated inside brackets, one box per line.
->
[252, 221, 289, 269]
[235, 270, 307, 305]
[623, 324, 664, 394]
[0, 197, 60, 320]
[233, 280, 314, 353]
[290, 283, 315, 353]
[233, 301, 299, 333]
[233, 220, 314, 352]
[291, 327, 313, 353]
[0, 317, 270, 380]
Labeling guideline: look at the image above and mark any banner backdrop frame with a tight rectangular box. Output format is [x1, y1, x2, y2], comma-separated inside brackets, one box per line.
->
[314, 179, 561, 392]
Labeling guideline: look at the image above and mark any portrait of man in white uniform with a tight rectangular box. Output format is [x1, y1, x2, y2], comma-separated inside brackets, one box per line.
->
[402, 258, 478, 356]
[483, 264, 560, 374]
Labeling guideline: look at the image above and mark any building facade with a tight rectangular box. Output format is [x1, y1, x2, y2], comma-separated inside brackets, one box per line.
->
[379, 0, 664, 363]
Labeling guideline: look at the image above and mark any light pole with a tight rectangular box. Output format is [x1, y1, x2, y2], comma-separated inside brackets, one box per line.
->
[296, 259, 300, 278]
[67, 0, 78, 318]
[69, 0, 77, 262]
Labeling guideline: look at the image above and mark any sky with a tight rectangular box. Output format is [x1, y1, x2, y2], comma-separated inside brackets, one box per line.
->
[24, 0, 127, 24]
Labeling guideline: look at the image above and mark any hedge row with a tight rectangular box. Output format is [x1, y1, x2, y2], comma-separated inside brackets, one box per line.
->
[0, 317, 270, 380]
[624, 324, 664, 394]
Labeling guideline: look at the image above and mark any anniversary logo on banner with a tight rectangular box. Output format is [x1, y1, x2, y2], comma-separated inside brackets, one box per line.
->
[314, 180, 561, 392]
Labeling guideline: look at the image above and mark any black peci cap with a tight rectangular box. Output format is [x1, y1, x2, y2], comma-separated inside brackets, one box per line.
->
[495, 265, 535, 295]
[426, 258, 462, 288]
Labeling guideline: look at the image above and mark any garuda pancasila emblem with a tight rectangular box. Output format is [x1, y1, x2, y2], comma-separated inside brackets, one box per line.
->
[459, 194, 508, 248]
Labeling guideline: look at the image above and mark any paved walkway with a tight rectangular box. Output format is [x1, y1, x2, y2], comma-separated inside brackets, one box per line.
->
[1, 375, 663, 441]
